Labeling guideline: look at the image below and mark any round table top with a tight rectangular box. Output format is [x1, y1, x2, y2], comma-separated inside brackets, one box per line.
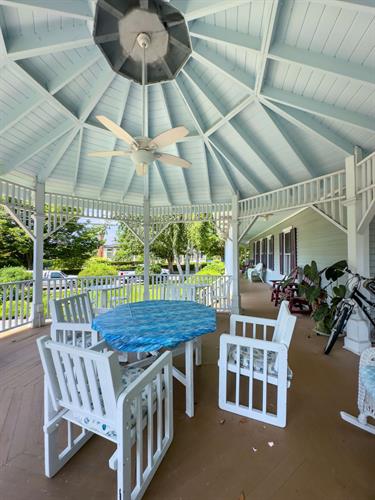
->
[92, 300, 217, 352]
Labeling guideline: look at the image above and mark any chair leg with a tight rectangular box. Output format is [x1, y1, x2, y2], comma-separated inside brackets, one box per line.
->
[44, 383, 92, 478]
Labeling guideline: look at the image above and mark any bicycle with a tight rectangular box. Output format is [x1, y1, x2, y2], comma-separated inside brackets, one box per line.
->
[324, 270, 375, 355]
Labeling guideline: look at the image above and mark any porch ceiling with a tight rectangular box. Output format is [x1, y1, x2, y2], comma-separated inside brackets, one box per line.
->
[0, 0, 374, 207]
[241, 208, 302, 244]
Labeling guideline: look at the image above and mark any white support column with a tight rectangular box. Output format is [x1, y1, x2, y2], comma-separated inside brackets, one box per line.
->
[344, 150, 371, 355]
[143, 185, 150, 301]
[32, 180, 45, 328]
[226, 194, 240, 314]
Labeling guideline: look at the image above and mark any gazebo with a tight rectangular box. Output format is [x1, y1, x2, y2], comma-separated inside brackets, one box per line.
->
[0, 1, 374, 499]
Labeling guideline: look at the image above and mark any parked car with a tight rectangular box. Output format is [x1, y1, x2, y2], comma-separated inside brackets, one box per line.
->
[42, 270, 77, 288]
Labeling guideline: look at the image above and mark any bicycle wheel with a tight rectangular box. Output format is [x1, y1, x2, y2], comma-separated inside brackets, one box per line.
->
[324, 304, 351, 355]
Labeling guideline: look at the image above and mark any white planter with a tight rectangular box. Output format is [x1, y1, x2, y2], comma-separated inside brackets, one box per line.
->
[343, 312, 371, 356]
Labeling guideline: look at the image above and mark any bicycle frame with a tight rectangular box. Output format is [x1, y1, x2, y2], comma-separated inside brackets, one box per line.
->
[347, 276, 375, 328]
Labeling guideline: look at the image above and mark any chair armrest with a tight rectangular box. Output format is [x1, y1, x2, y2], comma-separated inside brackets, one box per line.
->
[89, 339, 109, 352]
[117, 351, 173, 408]
[220, 333, 288, 354]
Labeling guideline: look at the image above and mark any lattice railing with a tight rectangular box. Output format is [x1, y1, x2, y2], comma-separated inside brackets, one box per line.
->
[239, 170, 347, 229]
[0, 179, 35, 236]
[356, 151, 375, 231]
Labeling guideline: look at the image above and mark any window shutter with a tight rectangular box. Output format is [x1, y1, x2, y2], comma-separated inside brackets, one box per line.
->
[279, 233, 284, 275]
[291, 227, 297, 269]
[270, 235, 274, 271]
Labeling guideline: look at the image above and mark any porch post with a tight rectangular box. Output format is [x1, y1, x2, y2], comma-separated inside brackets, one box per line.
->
[228, 193, 240, 314]
[344, 149, 371, 354]
[143, 181, 150, 301]
[32, 180, 45, 328]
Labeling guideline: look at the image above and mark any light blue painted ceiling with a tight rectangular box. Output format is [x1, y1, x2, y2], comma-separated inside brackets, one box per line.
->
[0, 0, 374, 206]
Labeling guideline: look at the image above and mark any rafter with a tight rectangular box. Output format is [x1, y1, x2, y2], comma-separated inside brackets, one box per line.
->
[174, 76, 237, 195]
[10, 62, 78, 123]
[205, 96, 255, 136]
[161, 83, 193, 205]
[122, 168, 137, 202]
[78, 71, 115, 122]
[98, 82, 131, 198]
[0, 0, 93, 19]
[255, 0, 280, 96]
[262, 86, 375, 132]
[207, 144, 238, 196]
[182, 66, 226, 116]
[229, 119, 290, 185]
[175, 0, 250, 21]
[0, 91, 43, 135]
[268, 43, 375, 87]
[260, 103, 316, 178]
[6, 25, 93, 61]
[155, 161, 173, 205]
[209, 137, 265, 193]
[48, 51, 102, 95]
[192, 43, 255, 94]
[37, 127, 79, 182]
[1, 120, 76, 175]
[201, 144, 212, 204]
[72, 128, 83, 193]
[261, 97, 353, 155]
[189, 21, 261, 54]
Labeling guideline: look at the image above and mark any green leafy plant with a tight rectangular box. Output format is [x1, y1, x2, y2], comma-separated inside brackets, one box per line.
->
[0, 266, 32, 283]
[78, 257, 117, 277]
[196, 260, 225, 276]
[298, 259, 347, 334]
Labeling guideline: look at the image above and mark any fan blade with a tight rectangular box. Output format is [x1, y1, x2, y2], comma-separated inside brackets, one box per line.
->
[96, 115, 138, 147]
[149, 126, 189, 149]
[157, 153, 191, 169]
[87, 151, 131, 158]
[135, 163, 147, 176]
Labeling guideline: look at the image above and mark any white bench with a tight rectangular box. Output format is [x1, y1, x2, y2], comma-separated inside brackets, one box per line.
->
[37, 337, 173, 500]
[218, 301, 297, 428]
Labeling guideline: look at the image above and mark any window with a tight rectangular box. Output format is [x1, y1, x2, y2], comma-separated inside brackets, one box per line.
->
[51, 272, 63, 279]
[279, 228, 297, 275]
[268, 235, 274, 270]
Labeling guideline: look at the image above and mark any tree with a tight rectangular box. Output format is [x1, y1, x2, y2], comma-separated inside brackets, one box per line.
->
[0, 207, 33, 268]
[0, 207, 102, 270]
[44, 219, 103, 270]
[152, 223, 188, 275]
[114, 223, 143, 261]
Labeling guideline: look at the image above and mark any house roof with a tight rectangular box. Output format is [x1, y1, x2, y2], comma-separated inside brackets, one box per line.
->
[0, 0, 374, 207]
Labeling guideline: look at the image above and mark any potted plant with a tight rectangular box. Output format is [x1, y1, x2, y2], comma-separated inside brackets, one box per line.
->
[299, 260, 348, 336]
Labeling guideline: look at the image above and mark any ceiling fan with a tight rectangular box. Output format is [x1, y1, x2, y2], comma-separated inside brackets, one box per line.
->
[87, 33, 191, 176]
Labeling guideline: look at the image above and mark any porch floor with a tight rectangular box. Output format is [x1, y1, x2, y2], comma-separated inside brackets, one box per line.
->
[0, 280, 373, 500]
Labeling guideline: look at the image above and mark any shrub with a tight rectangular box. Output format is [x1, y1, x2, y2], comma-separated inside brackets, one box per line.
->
[196, 260, 225, 276]
[78, 257, 117, 277]
[0, 266, 32, 283]
[135, 263, 162, 275]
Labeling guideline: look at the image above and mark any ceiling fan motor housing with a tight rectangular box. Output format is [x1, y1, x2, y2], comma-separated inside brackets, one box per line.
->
[94, 0, 192, 84]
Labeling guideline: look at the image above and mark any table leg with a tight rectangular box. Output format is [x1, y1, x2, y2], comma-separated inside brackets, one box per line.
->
[185, 340, 194, 418]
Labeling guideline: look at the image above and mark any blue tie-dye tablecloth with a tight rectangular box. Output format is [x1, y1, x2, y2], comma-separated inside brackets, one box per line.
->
[92, 300, 217, 352]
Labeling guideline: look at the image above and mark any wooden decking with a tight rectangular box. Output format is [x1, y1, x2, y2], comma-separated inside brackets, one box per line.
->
[0, 281, 374, 500]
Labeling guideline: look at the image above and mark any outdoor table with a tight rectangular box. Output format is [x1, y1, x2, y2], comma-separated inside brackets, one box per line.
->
[92, 300, 217, 417]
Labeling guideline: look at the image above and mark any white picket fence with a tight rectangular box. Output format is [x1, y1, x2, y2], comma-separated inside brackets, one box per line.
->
[0, 274, 232, 334]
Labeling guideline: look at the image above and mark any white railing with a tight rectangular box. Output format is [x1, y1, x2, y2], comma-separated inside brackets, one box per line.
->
[0, 274, 232, 334]
[356, 151, 375, 231]
[0, 280, 33, 332]
[239, 170, 346, 219]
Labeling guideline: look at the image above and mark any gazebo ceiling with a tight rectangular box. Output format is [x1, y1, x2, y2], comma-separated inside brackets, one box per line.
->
[0, 0, 374, 207]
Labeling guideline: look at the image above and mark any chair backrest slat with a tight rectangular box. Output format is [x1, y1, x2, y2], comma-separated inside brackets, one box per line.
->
[37, 336, 121, 425]
[272, 301, 297, 348]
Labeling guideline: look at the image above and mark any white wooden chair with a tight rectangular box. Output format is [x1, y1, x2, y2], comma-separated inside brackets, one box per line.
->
[247, 262, 264, 282]
[341, 347, 375, 434]
[50, 293, 99, 348]
[37, 336, 173, 500]
[218, 301, 297, 428]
